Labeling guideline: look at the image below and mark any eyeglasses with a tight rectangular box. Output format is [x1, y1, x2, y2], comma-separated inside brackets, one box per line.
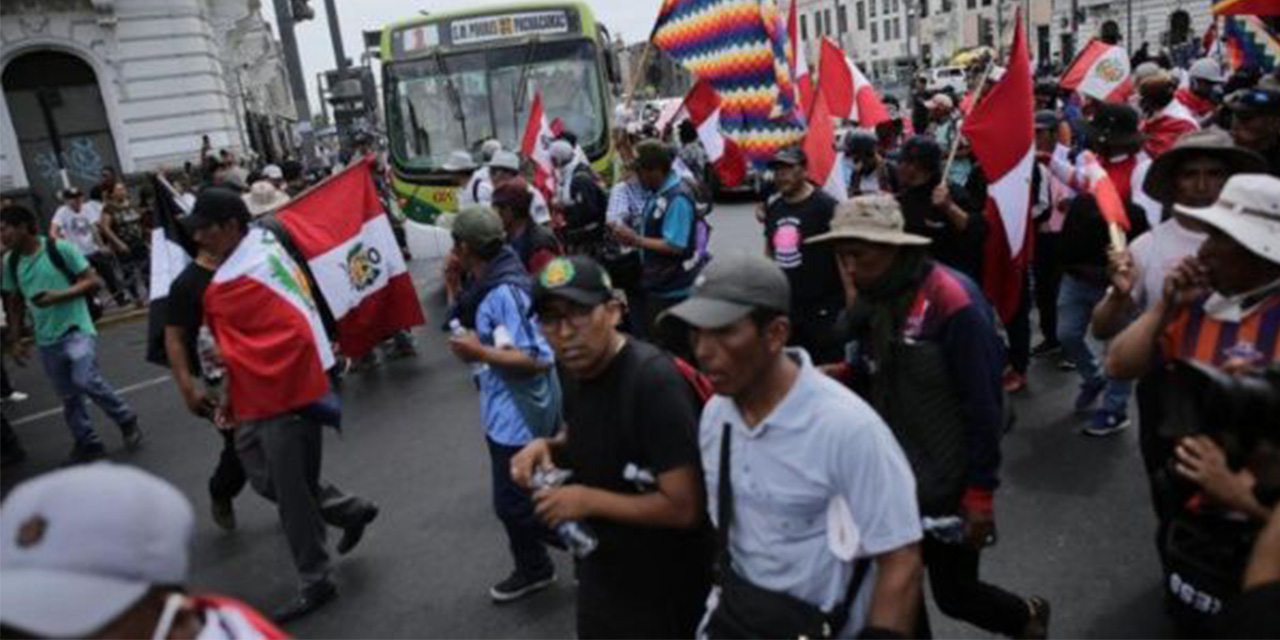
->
[537, 304, 598, 331]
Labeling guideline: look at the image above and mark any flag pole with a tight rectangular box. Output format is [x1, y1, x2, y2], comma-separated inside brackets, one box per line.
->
[623, 40, 655, 110]
[942, 58, 995, 181]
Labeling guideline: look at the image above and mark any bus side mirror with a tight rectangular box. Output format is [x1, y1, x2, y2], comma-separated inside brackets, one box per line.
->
[598, 23, 622, 86]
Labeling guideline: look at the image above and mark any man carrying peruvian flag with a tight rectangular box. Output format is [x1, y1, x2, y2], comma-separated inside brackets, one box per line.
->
[181, 188, 379, 623]
[520, 92, 556, 202]
[960, 9, 1036, 323]
[679, 79, 748, 187]
[817, 37, 891, 127]
[275, 155, 426, 359]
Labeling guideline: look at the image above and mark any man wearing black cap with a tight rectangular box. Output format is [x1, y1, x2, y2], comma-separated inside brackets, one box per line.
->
[761, 147, 845, 363]
[1225, 86, 1280, 176]
[895, 136, 985, 281]
[178, 188, 380, 623]
[661, 252, 923, 638]
[511, 255, 712, 638]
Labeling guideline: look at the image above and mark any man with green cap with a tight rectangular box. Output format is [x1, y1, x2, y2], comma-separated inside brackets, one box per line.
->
[807, 194, 1049, 638]
[511, 254, 712, 637]
[444, 205, 562, 603]
[661, 252, 923, 638]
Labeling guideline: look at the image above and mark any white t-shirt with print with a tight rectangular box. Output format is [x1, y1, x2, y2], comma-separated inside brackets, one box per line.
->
[51, 204, 103, 256]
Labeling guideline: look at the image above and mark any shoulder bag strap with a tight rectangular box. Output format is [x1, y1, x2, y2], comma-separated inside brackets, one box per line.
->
[7, 250, 22, 299]
[44, 237, 79, 286]
[717, 421, 734, 577]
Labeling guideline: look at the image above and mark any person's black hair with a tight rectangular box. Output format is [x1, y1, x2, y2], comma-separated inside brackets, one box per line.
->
[88, 184, 105, 202]
[678, 120, 698, 145]
[558, 130, 578, 147]
[634, 140, 674, 172]
[749, 307, 787, 331]
[0, 204, 38, 234]
[281, 160, 304, 182]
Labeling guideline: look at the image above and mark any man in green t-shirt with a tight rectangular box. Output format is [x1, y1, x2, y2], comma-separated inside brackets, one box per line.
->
[1, 205, 141, 464]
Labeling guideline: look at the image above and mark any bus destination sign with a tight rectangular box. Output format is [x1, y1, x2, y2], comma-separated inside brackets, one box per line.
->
[449, 11, 572, 45]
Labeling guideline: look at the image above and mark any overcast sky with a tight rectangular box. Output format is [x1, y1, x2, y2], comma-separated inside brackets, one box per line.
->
[260, 0, 665, 115]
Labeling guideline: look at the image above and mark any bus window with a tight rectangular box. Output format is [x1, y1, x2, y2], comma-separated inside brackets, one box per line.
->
[387, 38, 606, 172]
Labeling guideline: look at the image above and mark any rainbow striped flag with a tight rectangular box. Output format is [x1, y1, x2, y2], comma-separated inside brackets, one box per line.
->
[1223, 14, 1280, 71]
[652, 0, 803, 167]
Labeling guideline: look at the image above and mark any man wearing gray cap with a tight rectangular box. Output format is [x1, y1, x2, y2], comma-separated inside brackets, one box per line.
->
[0, 463, 282, 638]
[662, 252, 922, 638]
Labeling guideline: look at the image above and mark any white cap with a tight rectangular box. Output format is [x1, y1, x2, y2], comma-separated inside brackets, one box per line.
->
[262, 164, 284, 180]
[442, 150, 477, 172]
[488, 150, 521, 173]
[0, 464, 195, 637]
[549, 140, 576, 165]
[1189, 58, 1225, 84]
[479, 139, 504, 161]
[1176, 174, 1280, 265]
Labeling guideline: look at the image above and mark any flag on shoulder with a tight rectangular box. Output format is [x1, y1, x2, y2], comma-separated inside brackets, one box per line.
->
[204, 226, 334, 422]
[681, 79, 749, 187]
[145, 174, 195, 366]
[962, 9, 1035, 323]
[275, 155, 426, 360]
[818, 38, 890, 127]
[1060, 39, 1132, 103]
[521, 92, 556, 201]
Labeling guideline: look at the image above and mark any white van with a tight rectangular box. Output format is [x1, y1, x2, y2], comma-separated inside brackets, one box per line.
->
[926, 66, 968, 94]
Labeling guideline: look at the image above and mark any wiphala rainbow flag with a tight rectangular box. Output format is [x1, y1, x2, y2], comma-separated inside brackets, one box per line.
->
[653, 0, 804, 167]
[1224, 14, 1280, 72]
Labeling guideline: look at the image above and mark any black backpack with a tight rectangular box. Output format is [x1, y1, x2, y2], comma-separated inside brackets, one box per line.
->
[7, 238, 103, 321]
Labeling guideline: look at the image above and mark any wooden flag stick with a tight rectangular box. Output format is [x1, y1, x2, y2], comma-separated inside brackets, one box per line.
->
[623, 40, 654, 110]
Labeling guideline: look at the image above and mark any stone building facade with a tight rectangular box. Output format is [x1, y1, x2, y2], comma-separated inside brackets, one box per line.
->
[0, 0, 296, 215]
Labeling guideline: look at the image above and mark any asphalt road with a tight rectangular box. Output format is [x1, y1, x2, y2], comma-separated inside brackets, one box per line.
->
[0, 200, 1173, 638]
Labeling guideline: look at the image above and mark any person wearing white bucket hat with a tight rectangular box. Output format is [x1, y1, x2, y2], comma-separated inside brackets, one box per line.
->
[0, 463, 283, 638]
[242, 181, 291, 218]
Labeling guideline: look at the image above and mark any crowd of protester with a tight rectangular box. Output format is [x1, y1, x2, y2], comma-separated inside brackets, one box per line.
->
[2, 43, 1280, 640]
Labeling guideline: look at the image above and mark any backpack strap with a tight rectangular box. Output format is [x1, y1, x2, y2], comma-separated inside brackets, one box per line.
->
[44, 237, 82, 286]
[6, 250, 22, 300]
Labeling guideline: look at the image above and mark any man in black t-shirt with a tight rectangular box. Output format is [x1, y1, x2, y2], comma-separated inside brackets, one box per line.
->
[762, 147, 845, 364]
[511, 255, 712, 638]
[164, 249, 247, 532]
[895, 137, 986, 282]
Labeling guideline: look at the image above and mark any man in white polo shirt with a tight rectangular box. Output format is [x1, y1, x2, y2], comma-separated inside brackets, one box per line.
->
[662, 252, 923, 638]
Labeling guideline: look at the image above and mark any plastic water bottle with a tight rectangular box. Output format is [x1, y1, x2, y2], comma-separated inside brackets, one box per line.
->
[448, 319, 488, 377]
[922, 515, 967, 545]
[196, 325, 225, 386]
[622, 463, 657, 492]
[532, 467, 598, 558]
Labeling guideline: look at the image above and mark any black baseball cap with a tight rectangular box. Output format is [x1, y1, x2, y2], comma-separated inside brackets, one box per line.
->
[183, 187, 251, 231]
[532, 256, 614, 311]
[768, 147, 807, 167]
[660, 253, 790, 330]
[1226, 87, 1280, 116]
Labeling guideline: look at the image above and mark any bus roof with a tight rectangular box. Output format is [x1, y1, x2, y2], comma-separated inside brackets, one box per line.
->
[381, 1, 600, 59]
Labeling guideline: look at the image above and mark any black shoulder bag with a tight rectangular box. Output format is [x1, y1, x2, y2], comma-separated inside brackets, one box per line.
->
[706, 422, 872, 639]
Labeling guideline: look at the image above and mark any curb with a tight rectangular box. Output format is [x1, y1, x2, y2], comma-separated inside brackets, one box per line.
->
[96, 307, 149, 329]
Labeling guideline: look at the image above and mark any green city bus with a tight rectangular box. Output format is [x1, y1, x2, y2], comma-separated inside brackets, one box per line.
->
[379, 2, 621, 224]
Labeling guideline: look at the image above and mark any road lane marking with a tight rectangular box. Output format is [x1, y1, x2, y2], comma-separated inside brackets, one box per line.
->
[9, 375, 172, 426]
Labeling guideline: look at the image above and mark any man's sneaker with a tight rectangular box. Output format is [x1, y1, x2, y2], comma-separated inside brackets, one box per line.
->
[336, 504, 379, 555]
[1072, 378, 1106, 415]
[1082, 411, 1130, 437]
[64, 443, 106, 466]
[489, 569, 555, 603]
[1021, 596, 1051, 639]
[1030, 341, 1061, 358]
[211, 495, 237, 531]
[273, 579, 337, 624]
[1, 390, 28, 404]
[120, 420, 145, 452]
[1003, 369, 1028, 393]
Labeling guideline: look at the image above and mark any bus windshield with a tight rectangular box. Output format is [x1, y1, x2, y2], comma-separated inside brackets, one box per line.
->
[386, 38, 605, 172]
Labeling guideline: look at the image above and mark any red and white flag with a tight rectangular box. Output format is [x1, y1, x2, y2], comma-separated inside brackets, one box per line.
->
[204, 226, 335, 422]
[276, 155, 426, 360]
[818, 38, 890, 127]
[803, 88, 847, 201]
[788, 0, 814, 117]
[681, 79, 748, 187]
[1060, 39, 1132, 103]
[520, 93, 556, 201]
[961, 10, 1036, 323]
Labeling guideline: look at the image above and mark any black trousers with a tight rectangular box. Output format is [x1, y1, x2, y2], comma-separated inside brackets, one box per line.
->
[1031, 232, 1062, 346]
[916, 536, 1029, 638]
[209, 429, 247, 502]
[86, 252, 131, 306]
[1007, 272, 1033, 374]
[576, 559, 710, 639]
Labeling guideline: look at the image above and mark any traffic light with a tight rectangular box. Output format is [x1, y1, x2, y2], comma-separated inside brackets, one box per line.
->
[290, 0, 314, 22]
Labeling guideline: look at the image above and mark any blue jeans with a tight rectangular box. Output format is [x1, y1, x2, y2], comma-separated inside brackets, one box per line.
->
[38, 331, 136, 448]
[1056, 275, 1132, 415]
[487, 437, 553, 578]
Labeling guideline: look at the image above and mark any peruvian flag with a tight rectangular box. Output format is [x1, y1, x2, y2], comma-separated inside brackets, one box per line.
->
[203, 227, 335, 422]
[276, 155, 425, 359]
[961, 9, 1036, 323]
[817, 38, 890, 127]
[788, 0, 814, 117]
[680, 79, 748, 187]
[802, 88, 847, 201]
[1060, 39, 1132, 103]
[520, 92, 556, 201]
[1080, 152, 1133, 231]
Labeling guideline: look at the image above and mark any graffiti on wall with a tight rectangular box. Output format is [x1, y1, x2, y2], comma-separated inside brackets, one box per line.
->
[31, 136, 106, 188]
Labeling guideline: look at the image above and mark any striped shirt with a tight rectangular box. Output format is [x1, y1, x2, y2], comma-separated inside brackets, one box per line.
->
[1159, 292, 1280, 368]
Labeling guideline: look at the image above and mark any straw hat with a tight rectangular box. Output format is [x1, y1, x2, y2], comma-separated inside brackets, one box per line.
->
[242, 180, 290, 217]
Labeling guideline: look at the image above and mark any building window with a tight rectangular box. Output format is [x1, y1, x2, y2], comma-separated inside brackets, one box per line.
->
[941, 0, 951, 12]
[884, 18, 892, 40]
[801, 13, 808, 40]
[894, 18, 901, 40]
[979, 16, 994, 46]
[870, 0, 877, 18]
[920, 0, 929, 18]
[883, 0, 890, 15]
[892, 0, 899, 14]
[825, 9, 833, 37]
[967, 0, 976, 8]
[838, 5, 849, 33]
[872, 21, 879, 43]
[857, 2, 866, 29]
[982, 0, 992, 5]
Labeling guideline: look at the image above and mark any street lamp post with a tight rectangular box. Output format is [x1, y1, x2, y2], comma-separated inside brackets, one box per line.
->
[271, 0, 316, 168]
